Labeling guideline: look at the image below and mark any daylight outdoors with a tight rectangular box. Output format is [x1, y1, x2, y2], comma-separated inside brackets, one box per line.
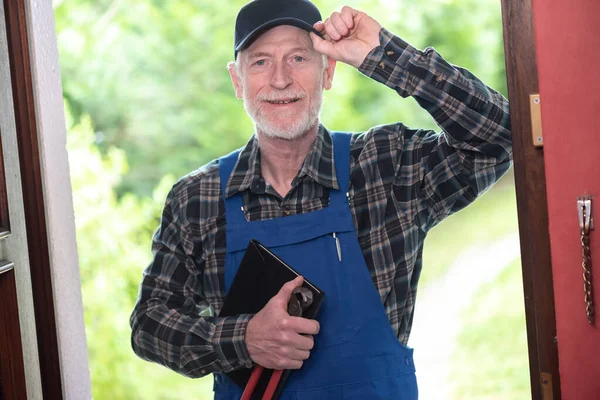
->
[52, 0, 529, 398]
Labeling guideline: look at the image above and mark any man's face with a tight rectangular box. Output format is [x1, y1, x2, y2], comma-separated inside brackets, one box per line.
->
[229, 25, 335, 140]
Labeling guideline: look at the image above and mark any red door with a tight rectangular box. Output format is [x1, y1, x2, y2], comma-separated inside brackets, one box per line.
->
[533, 0, 600, 398]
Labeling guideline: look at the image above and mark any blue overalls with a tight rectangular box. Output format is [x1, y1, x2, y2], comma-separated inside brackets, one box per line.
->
[214, 132, 418, 399]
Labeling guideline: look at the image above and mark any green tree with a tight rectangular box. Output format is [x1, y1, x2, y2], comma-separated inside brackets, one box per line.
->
[67, 105, 216, 398]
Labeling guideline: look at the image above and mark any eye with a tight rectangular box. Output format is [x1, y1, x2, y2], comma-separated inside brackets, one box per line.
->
[293, 56, 305, 62]
[254, 59, 266, 66]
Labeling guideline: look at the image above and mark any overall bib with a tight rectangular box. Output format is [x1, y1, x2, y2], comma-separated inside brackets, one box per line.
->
[214, 132, 418, 399]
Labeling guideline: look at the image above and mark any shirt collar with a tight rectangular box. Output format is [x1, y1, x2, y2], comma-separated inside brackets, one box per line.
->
[224, 125, 339, 198]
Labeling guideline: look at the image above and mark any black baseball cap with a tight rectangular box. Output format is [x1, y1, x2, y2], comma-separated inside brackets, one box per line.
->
[234, 0, 323, 59]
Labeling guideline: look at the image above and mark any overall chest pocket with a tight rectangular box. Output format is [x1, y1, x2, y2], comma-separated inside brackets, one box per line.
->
[314, 302, 362, 349]
[302, 233, 366, 350]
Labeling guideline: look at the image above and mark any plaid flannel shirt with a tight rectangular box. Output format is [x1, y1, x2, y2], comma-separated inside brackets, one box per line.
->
[130, 28, 512, 377]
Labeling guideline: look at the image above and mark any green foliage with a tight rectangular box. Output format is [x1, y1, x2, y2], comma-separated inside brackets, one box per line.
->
[55, 0, 507, 197]
[67, 106, 216, 398]
[55, 0, 515, 397]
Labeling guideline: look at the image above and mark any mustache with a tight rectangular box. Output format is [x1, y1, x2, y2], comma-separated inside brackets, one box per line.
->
[255, 91, 306, 102]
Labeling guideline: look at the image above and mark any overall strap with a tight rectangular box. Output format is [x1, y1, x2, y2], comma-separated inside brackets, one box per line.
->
[218, 149, 245, 223]
[329, 131, 352, 206]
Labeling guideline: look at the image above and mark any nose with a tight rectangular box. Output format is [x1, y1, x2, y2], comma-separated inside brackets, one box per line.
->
[270, 61, 293, 90]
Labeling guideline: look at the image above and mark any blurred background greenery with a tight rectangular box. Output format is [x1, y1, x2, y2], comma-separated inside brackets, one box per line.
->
[53, 0, 529, 398]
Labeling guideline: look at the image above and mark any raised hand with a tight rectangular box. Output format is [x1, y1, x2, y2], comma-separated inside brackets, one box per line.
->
[310, 6, 382, 68]
[245, 276, 320, 370]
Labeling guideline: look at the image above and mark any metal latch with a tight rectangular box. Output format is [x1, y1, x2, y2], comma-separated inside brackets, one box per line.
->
[578, 197, 595, 324]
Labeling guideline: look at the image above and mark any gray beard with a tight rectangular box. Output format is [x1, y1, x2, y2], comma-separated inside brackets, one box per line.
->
[243, 92, 324, 141]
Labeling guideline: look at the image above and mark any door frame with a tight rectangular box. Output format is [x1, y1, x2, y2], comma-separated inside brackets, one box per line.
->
[4, 0, 63, 398]
[501, 0, 561, 398]
[3, 0, 561, 399]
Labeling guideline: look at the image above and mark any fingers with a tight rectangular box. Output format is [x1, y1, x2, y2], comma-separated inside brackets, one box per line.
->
[313, 20, 325, 34]
[273, 344, 311, 369]
[288, 348, 311, 362]
[340, 6, 355, 30]
[283, 359, 303, 370]
[310, 31, 335, 56]
[330, 12, 349, 37]
[322, 17, 340, 40]
[281, 316, 320, 335]
[269, 331, 314, 368]
[276, 342, 311, 369]
[320, 7, 357, 41]
[296, 335, 315, 351]
[287, 331, 315, 351]
[275, 276, 304, 306]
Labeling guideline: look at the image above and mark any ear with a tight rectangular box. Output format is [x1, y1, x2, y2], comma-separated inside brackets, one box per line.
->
[227, 61, 244, 99]
[322, 57, 336, 91]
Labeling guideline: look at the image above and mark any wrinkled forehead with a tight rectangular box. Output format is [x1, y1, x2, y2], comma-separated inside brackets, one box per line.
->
[239, 25, 314, 60]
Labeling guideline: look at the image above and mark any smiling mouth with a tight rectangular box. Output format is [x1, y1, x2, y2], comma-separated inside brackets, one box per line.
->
[266, 98, 300, 104]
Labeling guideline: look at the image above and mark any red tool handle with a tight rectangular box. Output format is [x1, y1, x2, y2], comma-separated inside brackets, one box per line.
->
[240, 366, 284, 400]
[262, 369, 283, 399]
[241, 365, 264, 400]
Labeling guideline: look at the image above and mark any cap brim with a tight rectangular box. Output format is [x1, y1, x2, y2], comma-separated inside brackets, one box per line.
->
[235, 17, 323, 54]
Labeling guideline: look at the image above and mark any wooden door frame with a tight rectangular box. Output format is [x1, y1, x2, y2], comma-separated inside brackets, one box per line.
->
[3, 0, 560, 399]
[501, 0, 561, 398]
[3, 0, 63, 398]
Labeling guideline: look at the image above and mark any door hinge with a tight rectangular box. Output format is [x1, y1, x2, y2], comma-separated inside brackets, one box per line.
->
[541, 372, 553, 400]
[530, 94, 543, 147]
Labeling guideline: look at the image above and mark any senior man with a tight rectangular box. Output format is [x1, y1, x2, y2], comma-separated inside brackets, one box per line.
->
[130, 0, 512, 398]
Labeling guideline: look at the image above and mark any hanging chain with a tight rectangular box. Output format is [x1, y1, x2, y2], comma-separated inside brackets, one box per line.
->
[581, 203, 594, 325]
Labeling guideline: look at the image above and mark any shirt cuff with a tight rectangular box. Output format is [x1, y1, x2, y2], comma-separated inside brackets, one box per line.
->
[212, 314, 254, 371]
[358, 27, 420, 95]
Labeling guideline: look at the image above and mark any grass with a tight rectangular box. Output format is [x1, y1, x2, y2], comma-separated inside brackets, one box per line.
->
[449, 259, 531, 399]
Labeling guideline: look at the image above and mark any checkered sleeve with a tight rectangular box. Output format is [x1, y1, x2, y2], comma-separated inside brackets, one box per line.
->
[359, 28, 513, 230]
[129, 184, 254, 377]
